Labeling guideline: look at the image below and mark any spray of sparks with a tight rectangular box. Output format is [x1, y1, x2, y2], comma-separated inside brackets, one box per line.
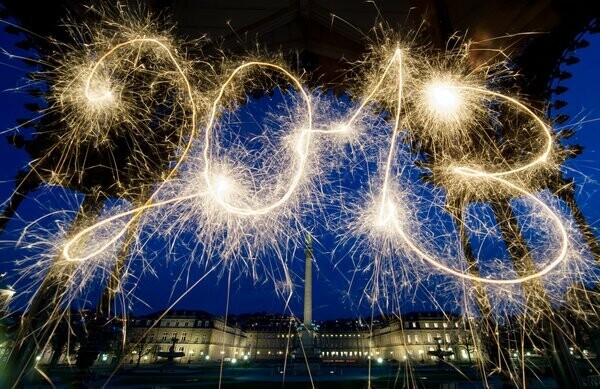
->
[2, 6, 599, 388]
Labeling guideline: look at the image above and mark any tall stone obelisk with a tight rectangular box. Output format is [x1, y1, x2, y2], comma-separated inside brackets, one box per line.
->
[303, 234, 313, 327]
[299, 234, 319, 360]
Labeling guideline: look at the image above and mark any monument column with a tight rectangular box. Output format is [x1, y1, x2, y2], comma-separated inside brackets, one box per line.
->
[304, 234, 313, 327]
[297, 234, 320, 362]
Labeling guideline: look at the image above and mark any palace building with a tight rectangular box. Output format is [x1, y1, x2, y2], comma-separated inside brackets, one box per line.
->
[124, 238, 483, 365]
[124, 310, 483, 364]
[126, 310, 247, 363]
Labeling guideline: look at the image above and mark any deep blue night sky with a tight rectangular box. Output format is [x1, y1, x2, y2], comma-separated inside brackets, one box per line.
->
[0, 20, 599, 320]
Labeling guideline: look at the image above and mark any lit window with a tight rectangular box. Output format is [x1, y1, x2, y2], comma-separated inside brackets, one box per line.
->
[434, 323, 439, 328]
[424, 323, 430, 328]
[443, 323, 448, 328]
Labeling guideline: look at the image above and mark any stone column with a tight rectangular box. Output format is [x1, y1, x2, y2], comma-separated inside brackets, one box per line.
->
[303, 234, 313, 327]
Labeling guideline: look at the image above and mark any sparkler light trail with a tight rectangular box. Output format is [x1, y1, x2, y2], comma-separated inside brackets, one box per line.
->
[62, 59, 318, 261]
[47, 24, 569, 302]
[61, 36, 198, 262]
[9, 9, 577, 309]
[202, 62, 313, 216]
[59, 35, 566, 286]
[3, 7, 598, 388]
[339, 47, 569, 284]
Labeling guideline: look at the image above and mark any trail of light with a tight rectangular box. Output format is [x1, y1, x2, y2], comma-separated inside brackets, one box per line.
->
[391, 174, 568, 284]
[351, 47, 568, 284]
[203, 62, 312, 216]
[33, 367, 56, 389]
[378, 49, 403, 225]
[452, 86, 553, 177]
[63, 38, 197, 262]
[61, 35, 567, 286]
[63, 193, 200, 262]
[65, 59, 313, 261]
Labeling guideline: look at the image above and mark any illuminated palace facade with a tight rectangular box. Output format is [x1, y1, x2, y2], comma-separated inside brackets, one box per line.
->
[125, 241, 483, 364]
[125, 310, 483, 364]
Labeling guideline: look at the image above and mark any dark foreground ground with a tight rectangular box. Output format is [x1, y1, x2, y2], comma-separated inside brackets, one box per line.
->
[24, 359, 600, 388]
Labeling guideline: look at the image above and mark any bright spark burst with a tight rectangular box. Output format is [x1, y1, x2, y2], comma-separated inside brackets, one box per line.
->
[423, 80, 463, 121]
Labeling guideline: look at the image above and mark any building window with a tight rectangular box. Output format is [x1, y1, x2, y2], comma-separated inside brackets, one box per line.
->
[179, 346, 184, 352]
[424, 323, 430, 328]
[172, 332, 177, 340]
[202, 335, 207, 343]
[434, 323, 439, 328]
[161, 332, 167, 342]
[175, 321, 179, 327]
[184, 322, 189, 327]
[443, 323, 448, 328]
[427, 333, 432, 343]
[412, 322, 416, 328]
[414, 335, 419, 344]
[445, 333, 451, 343]
[407, 335, 412, 344]
[182, 332, 187, 342]
[148, 334, 154, 342]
